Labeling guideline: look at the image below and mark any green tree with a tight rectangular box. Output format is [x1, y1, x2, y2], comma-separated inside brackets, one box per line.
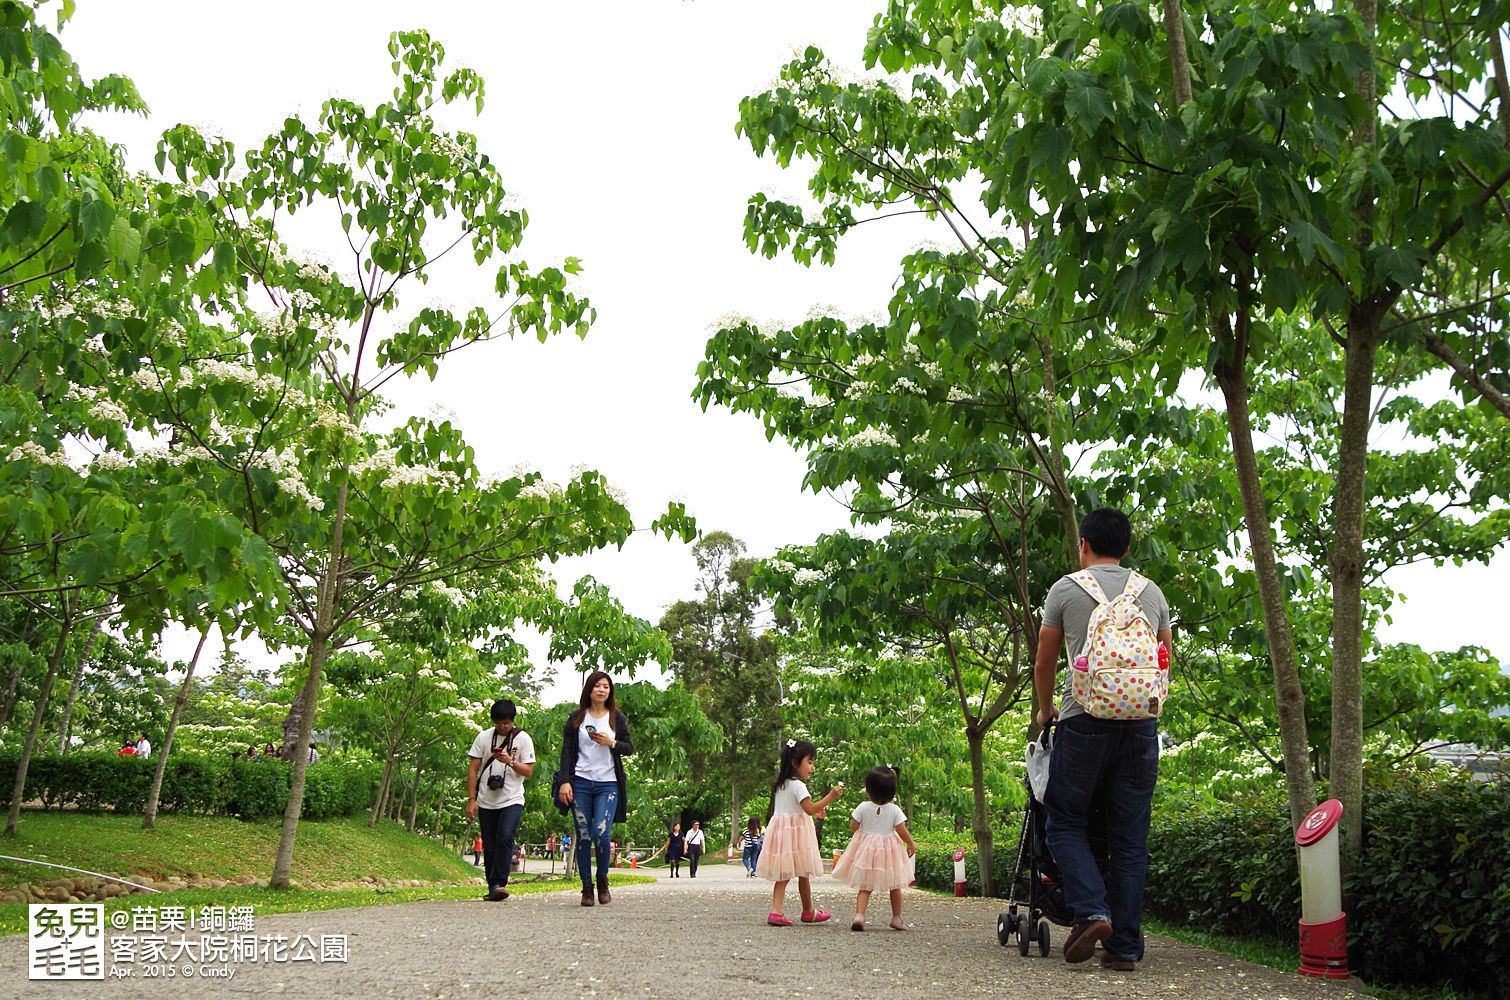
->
[660, 532, 780, 850]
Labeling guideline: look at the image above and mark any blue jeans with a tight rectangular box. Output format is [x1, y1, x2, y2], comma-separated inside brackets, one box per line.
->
[742, 845, 759, 873]
[478, 804, 523, 893]
[1043, 714, 1158, 961]
[570, 777, 618, 888]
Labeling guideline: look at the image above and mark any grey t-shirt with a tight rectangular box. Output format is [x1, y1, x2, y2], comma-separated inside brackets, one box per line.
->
[1042, 564, 1171, 721]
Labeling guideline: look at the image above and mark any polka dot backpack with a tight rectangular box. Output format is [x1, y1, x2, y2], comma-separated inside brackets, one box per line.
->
[1069, 571, 1168, 719]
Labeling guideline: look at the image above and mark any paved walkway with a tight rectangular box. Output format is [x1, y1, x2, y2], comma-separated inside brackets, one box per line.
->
[2, 861, 1363, 999]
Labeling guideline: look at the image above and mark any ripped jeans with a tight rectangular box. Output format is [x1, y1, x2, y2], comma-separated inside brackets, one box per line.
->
[570, 777, 618, 888]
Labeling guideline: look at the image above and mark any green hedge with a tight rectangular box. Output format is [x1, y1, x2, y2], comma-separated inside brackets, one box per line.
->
[1147, 776, 1510, 1000]
[0, 751, 379, 821]
[913, 839, 1019, 897]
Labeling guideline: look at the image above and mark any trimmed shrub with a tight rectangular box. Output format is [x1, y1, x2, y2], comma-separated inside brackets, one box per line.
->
[1147, 776, 1510, 1000]
[0, 750, 379, 822]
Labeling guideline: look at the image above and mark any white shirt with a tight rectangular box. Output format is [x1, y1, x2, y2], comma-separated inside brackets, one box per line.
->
[574, 711, 615, 782]
[134, 739, 150, 759]
[772, 779, 812, 817]
[468, 726, 535, 809]
[686, 827, 705, 847]
[851, 801, 906, 837]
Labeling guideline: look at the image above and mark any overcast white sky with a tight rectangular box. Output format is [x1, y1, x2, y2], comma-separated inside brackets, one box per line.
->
[63, 1, 1504, 706]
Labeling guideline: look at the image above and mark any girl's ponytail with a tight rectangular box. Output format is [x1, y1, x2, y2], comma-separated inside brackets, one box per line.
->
[772, 738, 818, 791]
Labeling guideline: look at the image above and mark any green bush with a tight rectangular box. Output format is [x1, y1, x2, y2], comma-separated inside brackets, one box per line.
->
[0, 751, 378, 822]
[1147, 776, 1510, 1000]
[913, 838, 1020, 898]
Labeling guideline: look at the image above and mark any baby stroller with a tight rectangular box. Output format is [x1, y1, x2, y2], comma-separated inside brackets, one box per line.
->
[996, 772, 1071, 956]
[996, 725, 1110, 957]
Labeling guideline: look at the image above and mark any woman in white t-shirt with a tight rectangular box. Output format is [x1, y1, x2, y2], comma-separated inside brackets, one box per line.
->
[831, 764, 917, 930]
[556, 670, 634, 907]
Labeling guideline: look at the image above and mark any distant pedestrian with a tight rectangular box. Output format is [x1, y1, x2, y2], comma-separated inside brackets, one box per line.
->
[756, 738, 843, 925]
[473, 835, 483, 866]
[686, 821, 705, 877]
[663, 822, 686, 877]
[832, 765, 917, 931]
[115, 739, 137, 757]
[134, 733, 151, 759]
[740, 818, 763, 877]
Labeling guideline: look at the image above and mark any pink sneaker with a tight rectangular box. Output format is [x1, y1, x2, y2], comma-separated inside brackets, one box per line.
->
[767, 913, 793, 926]
[801, 910, 831, 923]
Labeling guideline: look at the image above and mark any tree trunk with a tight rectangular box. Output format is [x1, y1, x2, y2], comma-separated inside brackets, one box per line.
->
[1162, 0, 1192, 106]
[370, 754, 396, 828]
[144, 627, 211, 829]
[966, 723, 993, 896]
[407, 760, 421, 833]
[1212, 309, 1318, 830]
[728, 779, 741, 860]
[54, 614, 104, 755]
[1329, 308, 1381, 856]
[5, 601, 74, 836]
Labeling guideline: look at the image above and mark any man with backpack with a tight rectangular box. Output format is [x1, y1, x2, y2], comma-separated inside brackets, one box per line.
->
[1033, 508, 1173, 972]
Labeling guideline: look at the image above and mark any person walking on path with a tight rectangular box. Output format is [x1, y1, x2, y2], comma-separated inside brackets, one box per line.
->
[472, 835, 483, 866]
[740, 817, 763, 876]
[686, 820, 705, 877]
[663, 822, 686, 877]
[557, 670, 635, 907]
[1034, 507, 1172, 970]
[756, 738, 843, 926]
[466, 698, 536, 902]
[831, 765, 917, 931]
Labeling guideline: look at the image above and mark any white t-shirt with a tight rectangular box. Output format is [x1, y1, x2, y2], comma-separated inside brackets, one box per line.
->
[574, 711, 615, 782]
[135, 739, 151, 759]
[851, 800, 906, 837]
[468, 726, 535, 809]
[772, 779, 812, 817]
[686, 827, 705, 847]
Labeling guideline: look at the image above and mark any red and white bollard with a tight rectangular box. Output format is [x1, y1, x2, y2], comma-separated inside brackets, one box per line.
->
[1296, 799, 1348, 980]
[952, 848, 968, 897]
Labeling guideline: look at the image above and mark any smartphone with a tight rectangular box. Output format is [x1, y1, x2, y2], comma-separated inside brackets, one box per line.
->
[585, 724, 597, 733]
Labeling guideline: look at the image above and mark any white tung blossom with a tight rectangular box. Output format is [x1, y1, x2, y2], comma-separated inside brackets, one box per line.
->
[7, 442, 72, 468]
[893, 377, 921, 394]
[793, 568, 825, 585]
[276, 475, 325, 511]
[768, 559, 798, 574]
[518, 479, 564, 502]
[92, 451, 133, 471]
[847, 427, 899, 448]
[88, 400, 130, 424]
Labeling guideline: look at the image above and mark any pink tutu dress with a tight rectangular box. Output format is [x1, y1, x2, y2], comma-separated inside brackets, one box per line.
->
[831, 800, 911, 892]
[755, 778, 825, 881]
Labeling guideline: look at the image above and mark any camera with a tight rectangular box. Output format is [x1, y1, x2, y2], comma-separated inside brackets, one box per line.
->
[487, 773, 507, 790]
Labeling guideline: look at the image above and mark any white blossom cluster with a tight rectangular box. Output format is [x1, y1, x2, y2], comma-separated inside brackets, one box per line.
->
[893, 376, 922, 394]
[430, 583, 466, 604]
[92, 450, 133, 471]
[518, 479, 564, 502]
[295, 261, 333, 285]
[182, 358, 311, 407]
[311, 407, 359, 437]
[87, 400, 130, 424]
[7, 441, 71, 467]
[768, 558, 798, 574]
[852, 352, 879, 368]
[793, 568, 825, 585]
[847, 427, 898, 448]
[428, 132, 471, 162]
[350, 448, 462, 493]
[947, 387, 971, 402]
[919, 361, 944, 380]
[606, 484, 628, 505]
[131, 368, 163, 392]
[276, 475, 325, 511]
[1002, 4, 1043, 36]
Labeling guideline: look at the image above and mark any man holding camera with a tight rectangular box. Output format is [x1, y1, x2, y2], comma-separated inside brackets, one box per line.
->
[466, 699, 535, 902]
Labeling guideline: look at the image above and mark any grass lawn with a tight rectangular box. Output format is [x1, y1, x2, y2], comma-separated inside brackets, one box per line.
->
[0, 810, 479, 886]
[0, 809, 655, 937]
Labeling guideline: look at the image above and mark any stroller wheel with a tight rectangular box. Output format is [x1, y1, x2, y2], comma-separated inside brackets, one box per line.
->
[1036, 919, 1051, 957]
[997, 913, 1014, 945]
[1017, 923, 1032, 956]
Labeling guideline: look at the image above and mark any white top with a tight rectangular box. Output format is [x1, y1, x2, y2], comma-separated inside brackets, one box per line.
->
[686, 828, 705, 846]
[851, 800, 906, 837]
[135, 739, 151, 759]
[574, 711, 616, 782]
[772, 779, 812, 817]
[468, 726, 535, 809]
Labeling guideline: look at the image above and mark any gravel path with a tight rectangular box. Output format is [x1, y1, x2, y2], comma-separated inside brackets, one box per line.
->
[2, 861, 1364, 999]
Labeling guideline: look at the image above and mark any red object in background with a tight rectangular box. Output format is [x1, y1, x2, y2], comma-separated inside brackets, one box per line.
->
[1298, 913, 1349, 979]
[952, 848, 968, 897]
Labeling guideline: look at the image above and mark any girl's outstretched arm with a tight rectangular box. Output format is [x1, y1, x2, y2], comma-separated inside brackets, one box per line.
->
[895, 821, 917, 857]
[800, 783, 843, 816]
[849, 819, 862, 832]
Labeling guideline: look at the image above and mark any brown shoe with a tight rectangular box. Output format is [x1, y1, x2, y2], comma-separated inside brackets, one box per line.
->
[581, 887, 595, 907]
[1099, 952, 1136, 971]
[1063, 919, 1112, 963]
[596, 877, 611, 905]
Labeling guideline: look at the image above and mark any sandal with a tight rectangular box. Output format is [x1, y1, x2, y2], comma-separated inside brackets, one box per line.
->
[767, 912, 793, 926]
[851, 917, 865, 931]
[800, 910, 831, 923]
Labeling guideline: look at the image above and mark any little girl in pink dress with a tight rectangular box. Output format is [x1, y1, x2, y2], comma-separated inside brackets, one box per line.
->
[831, 764, 917, 930]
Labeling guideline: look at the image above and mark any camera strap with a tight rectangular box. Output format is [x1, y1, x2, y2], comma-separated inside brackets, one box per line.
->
[477, 727, 522, 797]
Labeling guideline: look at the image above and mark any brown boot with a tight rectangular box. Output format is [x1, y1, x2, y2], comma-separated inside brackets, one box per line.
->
[580, 887, 595, 907]
[596, 877, 611, 905]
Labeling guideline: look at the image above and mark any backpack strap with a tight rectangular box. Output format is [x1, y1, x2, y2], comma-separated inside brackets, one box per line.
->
[1069, 571, 1109, 604]
[1123, 571, 1150, 600]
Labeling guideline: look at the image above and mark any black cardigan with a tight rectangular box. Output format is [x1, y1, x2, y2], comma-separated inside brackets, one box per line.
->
[557, 709, 634, 823]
